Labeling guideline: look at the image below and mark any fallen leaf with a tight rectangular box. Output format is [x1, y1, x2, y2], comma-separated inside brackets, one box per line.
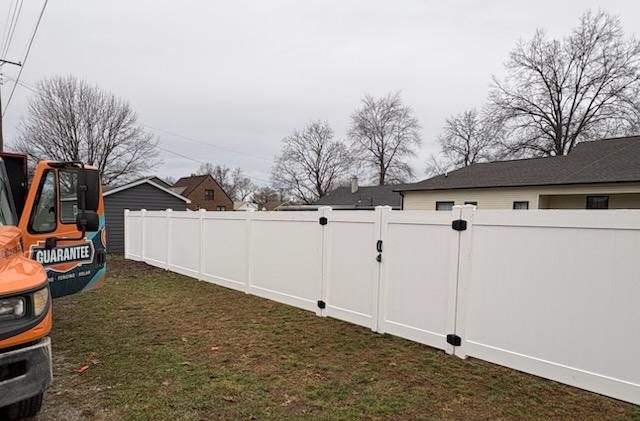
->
[222, 396, 235, 402]
[78, 365, 89, 374]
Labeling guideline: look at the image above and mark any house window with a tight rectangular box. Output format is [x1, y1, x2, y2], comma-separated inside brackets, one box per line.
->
[436, 201, 454, 211]
[204, 189, 215, 200]
[464, 201, 477, 207]
[216, 205, 225, 211]
[586, 195, 608, 209]
[513, 201, 529, 210]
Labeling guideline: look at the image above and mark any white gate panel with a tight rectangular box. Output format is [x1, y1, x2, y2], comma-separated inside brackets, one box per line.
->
[124, 211, 142, 260]
[143, 212, 168, 268]
[378, 211, 459, 352]
[248, 212, 322, 313]
[457, 210, 640, 405]
[201, 214, 249, 291]
[323, 210, 380, 329]
[168, 213, 201, 278]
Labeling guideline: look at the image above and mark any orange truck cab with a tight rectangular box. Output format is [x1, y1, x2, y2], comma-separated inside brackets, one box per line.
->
[0, 153, 104, 419]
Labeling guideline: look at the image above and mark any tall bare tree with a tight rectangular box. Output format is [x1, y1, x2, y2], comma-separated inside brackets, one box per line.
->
[348, 92, 422, 185]
[196, 163, 255, 201]
[272, 120, 351, 204]
[14, 75, 159, 185]
[490, 11, 640, 157]
[426, 109, 501, 176]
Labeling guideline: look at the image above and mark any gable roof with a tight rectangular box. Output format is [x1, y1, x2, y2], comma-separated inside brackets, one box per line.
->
[104, 176, 191, 203]
[173, 174, 233, 201]
[397, 136, 640, 192]
[314, 184, 403, 209]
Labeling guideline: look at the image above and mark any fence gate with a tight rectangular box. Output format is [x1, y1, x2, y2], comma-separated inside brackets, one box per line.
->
[375, 208, 463, 354]
[320, 208, 383, 330]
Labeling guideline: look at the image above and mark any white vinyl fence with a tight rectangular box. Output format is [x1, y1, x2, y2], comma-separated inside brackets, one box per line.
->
[124, 206, 640, 405]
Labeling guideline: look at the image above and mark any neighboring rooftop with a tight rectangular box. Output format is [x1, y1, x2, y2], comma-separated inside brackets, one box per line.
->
[173, 174, 211, 196]
[314, 180, 403, 209]
[397, 136, 640, 192]
[103, 176, 190, 202]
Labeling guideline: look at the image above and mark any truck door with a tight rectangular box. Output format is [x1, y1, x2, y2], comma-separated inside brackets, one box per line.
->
[18, 163, 106, 298]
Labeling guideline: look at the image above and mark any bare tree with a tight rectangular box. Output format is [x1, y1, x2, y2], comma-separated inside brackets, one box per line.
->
[490, 11, 640, 157]
[196, 163, 255, 201]
[272, 120, 351, 204]
[426, 109, 501, 176]
[14, 75, 159, 185]
[252, 186, 281, 210]
[348, 92, 422, 185]
[163, 176, 176, 185]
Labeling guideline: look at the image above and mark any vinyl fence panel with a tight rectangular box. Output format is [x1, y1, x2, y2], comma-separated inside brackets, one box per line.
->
[143, 211, 169, 268]
[455, 209, 640, 405]
[322, 209, 382, 329]
[200, 212, 250, 292]
[248, 212, 323, 313]
[124, 209, 142, 260]
[167, 212, 201, 277]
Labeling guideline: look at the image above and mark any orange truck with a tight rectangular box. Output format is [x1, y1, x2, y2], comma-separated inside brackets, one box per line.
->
[0, 152, 105, 419]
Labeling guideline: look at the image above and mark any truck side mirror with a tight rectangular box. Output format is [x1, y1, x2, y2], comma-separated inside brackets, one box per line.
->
[77, 168, 100, 212]
[77, 210, 99, 232]
[76, 168, 101, 232]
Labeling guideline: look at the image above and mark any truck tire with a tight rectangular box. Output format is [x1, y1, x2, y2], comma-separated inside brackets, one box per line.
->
[1, 393, 44, 420]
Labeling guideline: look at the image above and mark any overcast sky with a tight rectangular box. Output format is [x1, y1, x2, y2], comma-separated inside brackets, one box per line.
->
[2, 0, 639, 185]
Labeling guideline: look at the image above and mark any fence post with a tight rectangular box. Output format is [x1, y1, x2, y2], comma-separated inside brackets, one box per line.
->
[124, 209, 130, 259]
[140, 209, 147, 262]
[318, 206, 332, 317]
[446, 205, 475, 357]
[165, 209, 173, 270]
[245, 209, 254, 294]
[452, 204, 475, 359]
[374, 206, 392, 333]
[198, 209, 206, 280]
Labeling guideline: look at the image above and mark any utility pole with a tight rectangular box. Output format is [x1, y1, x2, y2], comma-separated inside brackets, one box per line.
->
[0, 58, 23, 152]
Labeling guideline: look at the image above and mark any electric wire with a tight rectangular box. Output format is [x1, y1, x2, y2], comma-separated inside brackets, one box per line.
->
[3, 0, 48, 113]
[0, 0, 23, 59]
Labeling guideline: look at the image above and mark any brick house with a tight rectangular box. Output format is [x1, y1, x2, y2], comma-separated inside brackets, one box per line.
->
[172, 174, 234, 211]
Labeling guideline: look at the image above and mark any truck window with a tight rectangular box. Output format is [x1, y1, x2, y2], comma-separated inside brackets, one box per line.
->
[59, 169, 78, 224]
[0, 161, 16, 225]
[30, 171, 57, 233]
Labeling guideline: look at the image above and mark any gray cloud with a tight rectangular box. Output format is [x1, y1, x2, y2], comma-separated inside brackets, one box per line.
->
[2, 0, 638, 185]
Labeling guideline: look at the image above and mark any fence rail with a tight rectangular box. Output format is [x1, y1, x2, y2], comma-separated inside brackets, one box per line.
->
[124, 206, 640, 405]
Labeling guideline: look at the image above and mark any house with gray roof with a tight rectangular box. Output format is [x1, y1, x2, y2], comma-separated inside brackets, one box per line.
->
[312, 177, 403, 210]
[397, 136, 640, 210]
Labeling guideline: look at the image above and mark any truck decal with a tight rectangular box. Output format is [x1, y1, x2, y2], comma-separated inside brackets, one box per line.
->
[31, 242, 94, 267]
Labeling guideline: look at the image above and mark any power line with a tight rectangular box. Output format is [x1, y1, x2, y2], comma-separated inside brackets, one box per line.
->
[0, 0, 23, 59]
[158, 145, 272, 184]
[143, 123, 272, 163]
[7, 78, 276, 171]
[3, 0, 48, 113]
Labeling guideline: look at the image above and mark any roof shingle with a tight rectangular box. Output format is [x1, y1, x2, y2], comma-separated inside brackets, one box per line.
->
[397, 136, 640, 192]
[314, 184, 403, 208]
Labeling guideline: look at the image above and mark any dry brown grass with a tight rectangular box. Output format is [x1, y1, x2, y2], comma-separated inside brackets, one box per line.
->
[36, 256, 640, 421]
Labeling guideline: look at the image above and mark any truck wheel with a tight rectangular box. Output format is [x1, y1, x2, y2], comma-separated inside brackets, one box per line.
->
[1, 393, 44, 420]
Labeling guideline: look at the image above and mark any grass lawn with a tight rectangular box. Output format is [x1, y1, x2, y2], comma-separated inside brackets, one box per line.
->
[37, 256, 640, 421]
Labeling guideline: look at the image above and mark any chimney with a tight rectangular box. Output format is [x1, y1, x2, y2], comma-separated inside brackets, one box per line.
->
[351, 176, 358, 194]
